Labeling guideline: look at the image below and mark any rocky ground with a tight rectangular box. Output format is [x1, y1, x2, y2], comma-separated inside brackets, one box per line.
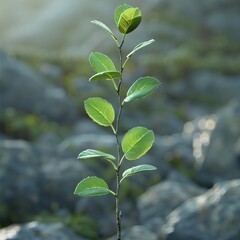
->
[0, 0, 240, 239]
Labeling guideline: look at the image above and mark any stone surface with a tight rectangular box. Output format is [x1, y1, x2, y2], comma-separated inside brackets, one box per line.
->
[184, 101, 240, 186]
[0, 138, 92, 223]
[40, 158, 92, 211]
[56, 133, 115, 158]
[161, 180, 240, 240]
[108, 225, 158, 240]
[169, 71, 240, 105]
[0, 140, 40, 223]
[158, 0, 240, 39]
[0, 221, 86, 240]
[0, 52, 78, 123]
[137, 180, 205, 232]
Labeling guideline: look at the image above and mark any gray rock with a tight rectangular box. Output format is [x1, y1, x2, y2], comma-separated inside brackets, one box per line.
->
[40, 158, 92, 211]
[184, 101, 240, 185]
[0, 140, 40, 223]
[108, 225, 158, 240]
[158, 0, 240, 39]
[153, 133, 194, 172]
[56, 133, 115, 158]
[0, 138, 93, 223]
[137, 180, 205, 232]
[0, 221, 86, 240]
[161, 179, 240, 240]
[169, 71, 240, 105]
[0, 52, 78, 124]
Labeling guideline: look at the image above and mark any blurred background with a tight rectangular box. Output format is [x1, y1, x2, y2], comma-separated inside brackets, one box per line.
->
[0, 0, 240, 239]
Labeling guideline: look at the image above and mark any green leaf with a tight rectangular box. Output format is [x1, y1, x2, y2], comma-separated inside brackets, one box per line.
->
[84, 97, 115, 127]
[122, 127, 155, 160]
[74, 176, 112, 197]
[124, 77, 160, 103]
[78, 149, 115, 161]
[89, 52, 116, 73]
[78, 149, 117, 169]
[91, 20, 118, 43]
[114, 4, 132, 25]
[121, 164, 157, 182]
[117, 7, 142, 34]
[127, 39, 155, 58]
[89, 70, 121, 81]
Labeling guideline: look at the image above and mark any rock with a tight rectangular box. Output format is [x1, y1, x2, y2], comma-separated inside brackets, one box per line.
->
[0, 221, 86, 240]
[0, 0, 159, 56]
[161, 179, 240, 240]
[40, 158, 92, 211]
[184, 101, 240, 186]
[0, 52, 78, 124]
[169, 71, 240, 105]
[0, 138, 93, 223]
[56, 133, 115, 158]
[153, 133, 194, 175]
[108, 225, 158, 240]
[158, 0, 240, 39]
[0, 140, 40, 223]
[76, 196, 115, 237]
[137, 180, 205, 233]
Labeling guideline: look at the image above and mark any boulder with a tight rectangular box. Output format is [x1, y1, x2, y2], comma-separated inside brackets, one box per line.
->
[158, 0, 240, 39]
[0, 140, 41, 223]
[40, 158, 92, 211]
[184, 101, 240, 186]
[161, 179, 240, 240]
[0, 221, 86, 240]
[56, 133, 115, 158]
[137, 180, 205, 233]
[169, 71, 240, 105]
[0, 52, 78, 124]
[108, 225, 158, 240]
[0, 138, 93, 223]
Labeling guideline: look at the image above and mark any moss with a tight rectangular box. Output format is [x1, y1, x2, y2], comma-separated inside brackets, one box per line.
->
[34, 212, 100, 239]
[0, 108, 72, 140]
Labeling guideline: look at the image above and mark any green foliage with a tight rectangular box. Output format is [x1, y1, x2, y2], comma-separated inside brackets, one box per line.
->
[91, 20, 118, 43]
[117, 7, 142, 34]
[122, 127, 155, 160]
[78, 149, 117, 169]
[126, 39, 155, 59]
[124, 76, 160, 103]
[0, 109, 72, 141]
[74, 3, 160, 239]
[74, 176, 114, 197]
[89, 52, 117, 72]
[84, 97, 115, 127]
[121, 164, 157, 182]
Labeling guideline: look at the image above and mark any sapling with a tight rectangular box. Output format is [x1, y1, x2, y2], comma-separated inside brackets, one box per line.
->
[74, 4, 160, 240]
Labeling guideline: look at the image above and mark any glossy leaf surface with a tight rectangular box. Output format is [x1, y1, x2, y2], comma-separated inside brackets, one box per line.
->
[78, 149, 116, 161]
[91, 20, 118, 42]
[114, 4, 132, 25]
[121, 164, 157, 182]
[74, 176, 111, 197]
[124, 76, 160, 103]
[89, 70, 121, 81]
[127, 39, 155, 58]
[89, 52, 116, 73]
[122, 127, 154, 160]
[117, 7, 142, 34]
[84, 97, 115, 126]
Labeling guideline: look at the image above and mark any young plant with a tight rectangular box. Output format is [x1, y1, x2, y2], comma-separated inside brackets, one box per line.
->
[74, 4, 160, 239]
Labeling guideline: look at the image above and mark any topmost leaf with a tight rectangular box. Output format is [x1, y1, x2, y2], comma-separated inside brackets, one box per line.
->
[114, 4, 132, 25]
[89, 52, 116, 73]
[117, 7, 142, 34]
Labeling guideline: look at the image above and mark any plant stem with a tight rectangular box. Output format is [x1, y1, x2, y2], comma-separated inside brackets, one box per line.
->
[114, 35, 125, 240]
